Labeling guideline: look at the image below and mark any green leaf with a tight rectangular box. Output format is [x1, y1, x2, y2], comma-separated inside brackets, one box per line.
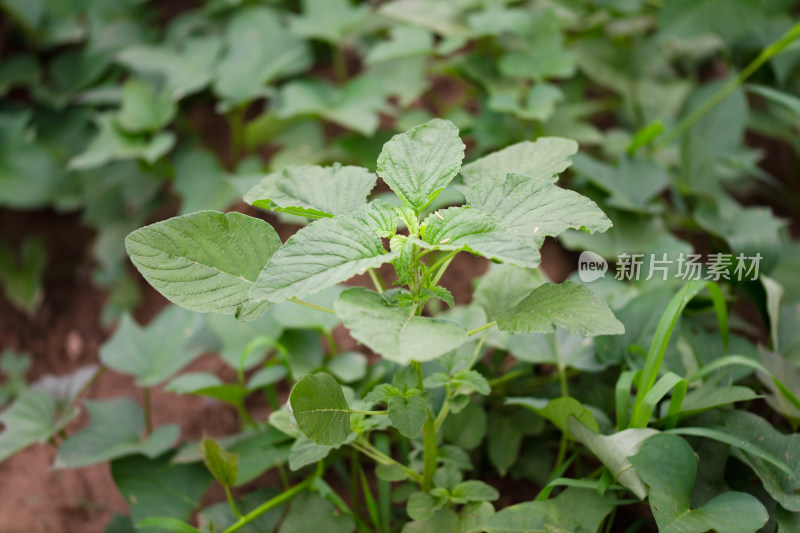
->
[450, 480, 499, 503]
[198, 437, 239, 487]
[280, 329, 325, 379]
[418, 207, 541, 268]
[351, 200, 399, 238]
[205, 311, 283, 370]
[136, 517, 202, 533]
[568, 419, 658, 499]
[251, 213, 395, 303]
[460, 138, 578, 186]
[497, 281, 624, 336]
[278, 491, 355, 533]
[443, 402, 487, 450]
[68, 114, 175, 171]
[508, 328, 607, 372]
[0, 390, 78, 462]
[99, 306, 206, 387]
[173, 149, 240, 215]
[407, 491, 439, 521]
[126, 211, 281, 320]
[326, 351, 368, 383]
[388, 395, 428, 438]
[488, 415, 523, 476]
[289, 373, 351, 445]
[480, 487, 612, 533]
[366, 25, 433, 64]
[377, 119, 465, 213]
[680, 379, 760, 418]
[507, 396, 599, 434]
[0, 237, 46, 316]
[116, 78, 176, 133]
[55, 399, 179, 468]
[571, 154, 670, 212]
[244, 164, 376, 219]
[335, 287, 469, 364]
[472, 264, 544, 320]
[214, 6, 311, 107]
[111, 453, 213, 533]
[117, 36, 222, 100]
[720, 410, 800, 512]
[401, 508, 459, 533]
[376, 463, 408, 481]
[198, 487, 285, 533]
[630, 434, 769, 533]
[289, 0, 370, 45]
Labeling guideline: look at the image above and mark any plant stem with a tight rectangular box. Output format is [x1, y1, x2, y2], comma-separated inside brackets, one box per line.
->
[351, 438, 422, 484]
[350, 409, 389, 415]
[421, 411, 438, 492]
[368, 268, 386, 293]
[333, 45, 348, 84]
[224, 485, 243, 519]
[289, 297, 337, 314]
[73, 366, 105, 404]
[143, 387, 152, 436]
[467, 321, 496, 337]
[222, 462, 322, 533]
[657, 20, 800, 149]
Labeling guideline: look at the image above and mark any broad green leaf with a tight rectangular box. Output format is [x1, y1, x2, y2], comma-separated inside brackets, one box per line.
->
[335, 287, 469, 364]
[99, 306, 206, 387]
[326, 351, 367, 383]
[68, 114, 175, 170]
[0, 390, 78, 462]
[497, 9, 576, 80]
[466, 173, 612, 246]
[116, 36, 222, 100]
[679, 379, 760, 418]
[55, 399, 179, 468]
[401, 508, 459, 533]
[198, 437, 239, 487]
[278, 492, 355, 533]
[376, 462, 408, 481]
[508, 328, 607, 372]
[111, 453, 213, 533]
[443, 402, 487, 450]
[480, 487, 612, 533]
[280, 328, 325, 379]
[166, 373, 250, 406]
[408, 491, 440, 521]
[388, 395, 428, 438]
[460, 138, 578, 186]
[571, 154, 670, 212]
[507, 397, 599, 434]
[0, 236, 46, 316]
[352, 200, 399, 238]
[497, 281, 624, 336]
[450, 480, 499, 503]
[288, 436, 339, 471]
[488, 415, 522, 476]
[568, 419, 658, 499]
[721, 410, 800, 511]
[214, 6, 311, 107]
[366, 25, 433, 64]
[173, 149, 240, 215]
[630, 434, 769, 533]
[126, 211, 281, 320]
[472, 264, 545, 320]
[251, 213, 395, 303]
[289, 0, 370, 45]
[205, 311, 283, 369]
[418, 207, 541, 268]
[377, 119, 465, 213]
[277, 77, 387, 135]
[244, 164, 376, 218]
[289, 373, 351, 445]
[270, 285, 344, 331]
[116, 78, 176, 133]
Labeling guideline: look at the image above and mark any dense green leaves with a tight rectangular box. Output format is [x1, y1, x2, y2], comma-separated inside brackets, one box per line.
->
[245, 164, 376, 218]
[497, 282, 625, 336]
[630, 434, 769, 533]
[289, 373, 351, 445]
[126, 211, 281, 320]
[377, 119, 465, 212]
[335, 287, 469, 363]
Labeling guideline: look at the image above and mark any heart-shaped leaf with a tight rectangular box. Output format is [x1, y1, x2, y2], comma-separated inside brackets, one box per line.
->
[460, 137, 578, 185]
[289, 373, 351, 445]
[388, 395, 428, 438]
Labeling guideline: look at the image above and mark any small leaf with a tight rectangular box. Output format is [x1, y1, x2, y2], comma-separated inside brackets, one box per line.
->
[336, 287, 469, 364]
[278, 491, 355, 533]
[497, 281, 624, 336]
[116, 78, 176, 133]
[198, 437, 239, 487]
[251, 212, 395, 303]
[407, 492, 439, 521]
[126, 211, 280, 320]
[630, 434, 769, 533]
[0, 390, 78, 462]
[488, 415, 522, 476]
[377, 119, 465, 213]
[450, 480, 499, 503]
[473, 263, 544, 320]
[460, 137, 578, 186]
[376, 462, 408, 481]
[244, 164, 376, 219]
[136, 517, 203, 533]
[443, 402, 487, 450]
[507, 396, 599, 434]
[326, 351, 368, 383]
[388, 395, 428, 438]
[289, 373, 351, 445]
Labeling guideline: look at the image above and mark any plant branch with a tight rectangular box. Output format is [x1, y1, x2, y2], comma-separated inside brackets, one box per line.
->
[467, 321, 496, 336]
[224, 485, 243, 519]
[289, 297, 337, 315]
[368, 268, 386, 293]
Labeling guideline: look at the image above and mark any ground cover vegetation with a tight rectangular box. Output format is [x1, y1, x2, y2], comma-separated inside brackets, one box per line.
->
[1, 0, 800, 532]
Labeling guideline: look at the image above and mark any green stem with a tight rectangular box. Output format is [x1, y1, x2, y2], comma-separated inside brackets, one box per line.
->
[657, 20, 800, 149]
[467, 321, 496, 337]
[350, 409, 389, 415]
[228, 106, 247, 163]
[421, 411, 438, 493]
[333, 45, 348, 84]
[143, 387, 152, 436]
[351, 438, 422, 484]
[224, 485, 243, 519]
[222, 462, 322, 533]
[368, 268, 386, 293]
[289, 297, 337, 315]
[422, 250, 459, 286]
[73, 366, 105, 404]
